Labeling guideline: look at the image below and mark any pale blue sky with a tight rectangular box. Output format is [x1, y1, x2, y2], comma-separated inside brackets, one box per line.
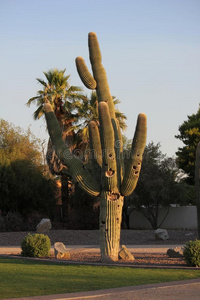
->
[1, 0, 200, 157]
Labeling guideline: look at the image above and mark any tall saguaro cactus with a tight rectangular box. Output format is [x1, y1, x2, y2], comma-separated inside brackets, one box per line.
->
[44, 32, 147, 262]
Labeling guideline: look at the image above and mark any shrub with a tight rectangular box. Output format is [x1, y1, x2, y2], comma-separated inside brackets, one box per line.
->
[183, 240, 200, 267]
[21, 233, 51, 257]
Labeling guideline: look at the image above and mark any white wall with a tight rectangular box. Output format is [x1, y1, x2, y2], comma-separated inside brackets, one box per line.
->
[129, 206, 198, 230]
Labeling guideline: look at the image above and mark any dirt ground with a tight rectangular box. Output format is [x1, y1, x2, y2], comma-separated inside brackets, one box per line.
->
[0, 229, 198, 246]
[63, 252, 187, 267]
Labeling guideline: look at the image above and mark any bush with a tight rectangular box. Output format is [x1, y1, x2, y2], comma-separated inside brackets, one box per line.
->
[183, 240, 200, 267]
[21, 233, 51, 257]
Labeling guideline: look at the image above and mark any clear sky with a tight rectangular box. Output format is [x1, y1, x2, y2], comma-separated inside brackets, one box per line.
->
[1, 0, 200, 157]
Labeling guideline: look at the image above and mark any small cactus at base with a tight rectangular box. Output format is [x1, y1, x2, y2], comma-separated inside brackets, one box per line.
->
[21, 233, 51, 257]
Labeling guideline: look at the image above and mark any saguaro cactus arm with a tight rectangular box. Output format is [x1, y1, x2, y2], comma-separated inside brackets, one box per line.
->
[121, 113, 147, 196]
[112, 118, 124, 186]
[98, 101, 118, 192]
[76, 57, 96, 90]
[88, 120, 102, 168]
[44, 103, 100, 196]
[76, 32, 115, 119]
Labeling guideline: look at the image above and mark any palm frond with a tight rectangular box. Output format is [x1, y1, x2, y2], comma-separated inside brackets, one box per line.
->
[26, 96, 40, 106]
[36, 97, 45, 106]
[115, 110, 127, 120]
[36, 78, 47, 87]
[68, 86, 83, 92]
[113, 98, 121, 105]
[60, 68, 66, 75]
[33, 105, 44, 120]
[43, 71, 54, 85]
[37, 90, 46, 96]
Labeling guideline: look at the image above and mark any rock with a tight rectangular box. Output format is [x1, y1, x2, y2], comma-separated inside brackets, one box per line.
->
[167, 247, 184, 258]
[154, 228, 169, 241]
[118, 245, 135, 261]
[185, 232, 194, 236]
[54, 242, 71, 259]
[36, 218, 52, 233]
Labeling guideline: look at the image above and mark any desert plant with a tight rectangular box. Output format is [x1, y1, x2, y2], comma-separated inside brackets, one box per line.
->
[43, 32, 147, 262]
[183, 240, 200, 267]
[21, 233, 51, 257]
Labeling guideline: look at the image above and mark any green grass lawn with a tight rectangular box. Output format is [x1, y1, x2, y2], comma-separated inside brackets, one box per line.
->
[0, 257, 200, 299]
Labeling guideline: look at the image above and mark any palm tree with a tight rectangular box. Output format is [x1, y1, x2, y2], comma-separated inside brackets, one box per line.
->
[27, 69, 85, 219]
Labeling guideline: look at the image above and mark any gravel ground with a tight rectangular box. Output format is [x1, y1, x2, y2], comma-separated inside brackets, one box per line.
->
[0, 230, 199, 267]
[0, 229, 198, 246]
[67, 252, 187, 267]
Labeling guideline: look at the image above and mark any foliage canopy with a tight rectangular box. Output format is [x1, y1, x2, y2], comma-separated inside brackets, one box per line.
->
[0, 119, 42, 166]
[124, 142, 194, 229]
[0, 119, 57, 217]
[175, 107, 200, 185]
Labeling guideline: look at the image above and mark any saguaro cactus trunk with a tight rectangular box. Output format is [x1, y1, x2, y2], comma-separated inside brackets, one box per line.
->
[44, 32, 147, 262]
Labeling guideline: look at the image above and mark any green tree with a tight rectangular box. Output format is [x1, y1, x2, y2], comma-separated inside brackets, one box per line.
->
[124, 142, 194, 230]
[0, 119, 41, 166]
[175, 107, 200, 185]
[0, 160, 56, 217]
[0, 120, 57, 218]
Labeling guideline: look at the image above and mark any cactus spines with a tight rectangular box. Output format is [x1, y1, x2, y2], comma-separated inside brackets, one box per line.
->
[44, 32, 147, 262]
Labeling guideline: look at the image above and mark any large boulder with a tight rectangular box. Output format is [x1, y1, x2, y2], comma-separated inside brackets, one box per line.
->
[167, 247, 184, 258]
[54, 242, 71, 259]
[154, 228, 169, 241]
[36, 218, 51, 233]
[118, 245, 135, 261]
